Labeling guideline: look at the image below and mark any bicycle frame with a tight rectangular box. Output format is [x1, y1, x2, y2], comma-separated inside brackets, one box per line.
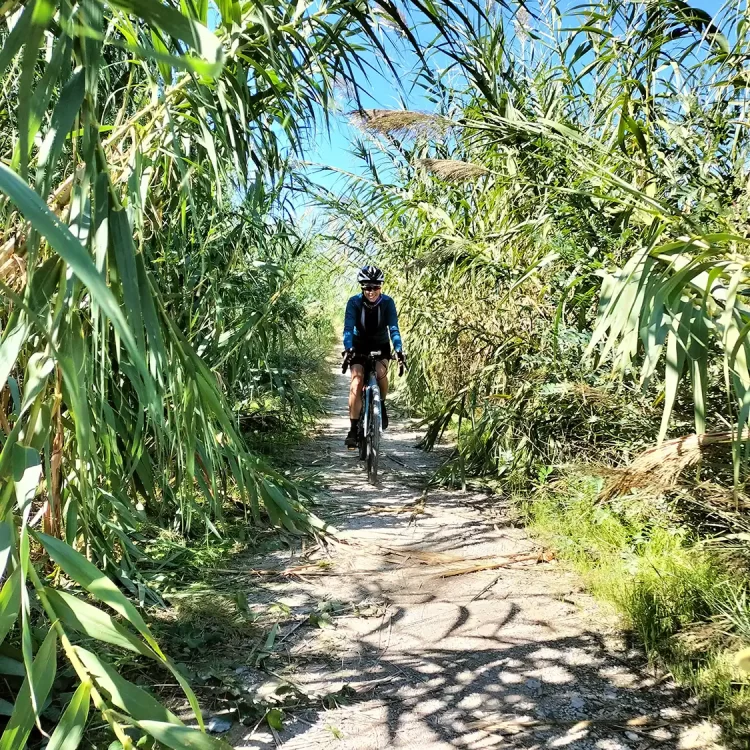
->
[342, 348, 404, 485]
[348, 351, 385, 482]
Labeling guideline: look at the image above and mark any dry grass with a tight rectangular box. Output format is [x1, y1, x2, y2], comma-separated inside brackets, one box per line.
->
[351, 109, 451, 138]
[359, 502, 425, 515]
[0, 237, 26, 290]
[600, 430, 750, 501]
[235, 541, 547, 580]
[415, 158, 489, 182]
[155, 594, 259, 642]
[438, 551, 544, 577]
[690, 480, 750, 512]
[329, 539, 546, 577]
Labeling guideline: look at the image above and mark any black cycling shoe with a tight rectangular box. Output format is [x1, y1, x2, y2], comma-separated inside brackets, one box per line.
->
[382, 402, 388, 430]
[345, 430, 358, 449]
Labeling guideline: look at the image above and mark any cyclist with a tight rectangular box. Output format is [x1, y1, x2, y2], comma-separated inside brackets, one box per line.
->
[342, 265, 406, 448]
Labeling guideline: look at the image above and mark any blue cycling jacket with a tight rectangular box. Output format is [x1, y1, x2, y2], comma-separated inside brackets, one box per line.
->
[343, 293, 403, 352]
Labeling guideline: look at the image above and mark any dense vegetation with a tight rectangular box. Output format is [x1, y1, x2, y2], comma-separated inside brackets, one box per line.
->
[2, 0, 750, 745]
[317, 0, 750, 734]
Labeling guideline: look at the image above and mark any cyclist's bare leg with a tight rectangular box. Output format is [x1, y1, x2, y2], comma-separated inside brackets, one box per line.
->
[349, 364, 365, 419]
[375, 360, 389, 399]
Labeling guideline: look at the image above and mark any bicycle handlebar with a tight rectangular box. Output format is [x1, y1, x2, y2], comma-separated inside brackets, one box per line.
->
[341, 350, 406, 376]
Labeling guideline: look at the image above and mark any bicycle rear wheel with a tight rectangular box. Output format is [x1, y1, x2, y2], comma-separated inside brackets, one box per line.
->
[367, 388, 381, 484]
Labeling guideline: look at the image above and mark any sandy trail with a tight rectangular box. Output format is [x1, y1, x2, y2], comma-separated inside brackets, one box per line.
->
[226, 362, 722, 750]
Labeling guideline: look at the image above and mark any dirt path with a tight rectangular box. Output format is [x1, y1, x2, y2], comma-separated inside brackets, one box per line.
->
[225, 362, 723, 750]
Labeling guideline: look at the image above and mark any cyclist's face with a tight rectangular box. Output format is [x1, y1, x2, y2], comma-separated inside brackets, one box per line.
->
[362, 285, 382, 302]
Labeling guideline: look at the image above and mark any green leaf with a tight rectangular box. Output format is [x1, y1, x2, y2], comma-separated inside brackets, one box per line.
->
[217, 0, 241, 25]
[658, 299, 693, 443]
[12, 446, 41, 515]
[623, 114, 648, 156]
[111, 208, 146, 354]
[689, 304, 710, 434]
[163, 655, 207, 732]
[18, 0, 55, 179]
[0, 312, 31, 396]
[266, 708, 283, 731]
[181, 0, 209, 23]
[0, 568, 22, 646]
[35, 67, 86, 197]
[23, 404, 50, 465]
[136, 257, 168, 379]
[73, 647, 182, 725]
[134, 720, 230, 749]
[588, 242, 654, 358]
[46, 680, 91, 750]
[0, 2, 33, 79]
[108, 0, 224, 77]
[37, 533, 164, 656]
[0, 627, 57, 750]
[0, 523, 14, 582]
[150, 29, 174, 84]
[258, 480, 302, 533]
[44, 588, 154, 657]
[691, 355, 708, 435]
[0, 163, 156, 411]
[0, 656, 24, 678]
[46, 584, 205, 729]
[20, 353, 54, 415]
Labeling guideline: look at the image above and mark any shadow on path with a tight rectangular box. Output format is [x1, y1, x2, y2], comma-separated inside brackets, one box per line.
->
[215, 361, 723, 750]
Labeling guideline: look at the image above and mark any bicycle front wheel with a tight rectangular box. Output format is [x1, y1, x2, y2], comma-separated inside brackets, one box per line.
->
[367, 389, 381, 484]
[358, 393, 367, 460]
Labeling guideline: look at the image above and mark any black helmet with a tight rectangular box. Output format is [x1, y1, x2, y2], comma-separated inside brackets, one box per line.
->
[357, 265, 385, 285]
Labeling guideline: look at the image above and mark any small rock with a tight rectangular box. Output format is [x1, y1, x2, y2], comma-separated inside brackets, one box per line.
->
[570, 695, 585, 709]
[207, 716, 233, 734]
[524, 678, 542, 694]
[625, 731, 640, 741]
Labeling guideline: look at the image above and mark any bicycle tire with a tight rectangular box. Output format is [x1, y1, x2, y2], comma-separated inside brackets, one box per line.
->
[358, 420, 367, 460]
[358, 390, 368, 460]
[367, 387, 381, 484]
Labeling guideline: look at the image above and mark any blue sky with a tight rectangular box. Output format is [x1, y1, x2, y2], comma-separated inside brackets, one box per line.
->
[301, 39, 434, 194]
[302, 0, 727, 195]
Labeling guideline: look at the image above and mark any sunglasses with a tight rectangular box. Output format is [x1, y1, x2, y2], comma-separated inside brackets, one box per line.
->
[362, 285, 382, 292]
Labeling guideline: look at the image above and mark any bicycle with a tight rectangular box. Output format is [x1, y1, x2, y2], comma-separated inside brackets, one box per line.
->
[342, 350, 405, 485]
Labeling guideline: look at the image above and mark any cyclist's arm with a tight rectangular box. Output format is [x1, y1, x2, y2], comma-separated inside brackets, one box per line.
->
[343, 296, 357, 350]
[385, 298, 403, 352]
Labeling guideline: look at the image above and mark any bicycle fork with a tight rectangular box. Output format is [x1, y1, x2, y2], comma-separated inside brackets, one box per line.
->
[362, 387, 370, 438]
[361, 375, 381, 439]
[370, 379, 381, 435]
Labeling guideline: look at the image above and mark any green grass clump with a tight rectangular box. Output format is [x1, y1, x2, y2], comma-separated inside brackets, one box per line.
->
[521, 474, 750, 737]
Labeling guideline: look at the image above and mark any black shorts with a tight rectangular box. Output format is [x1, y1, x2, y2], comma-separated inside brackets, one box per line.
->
[351, 342, 391, 368]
